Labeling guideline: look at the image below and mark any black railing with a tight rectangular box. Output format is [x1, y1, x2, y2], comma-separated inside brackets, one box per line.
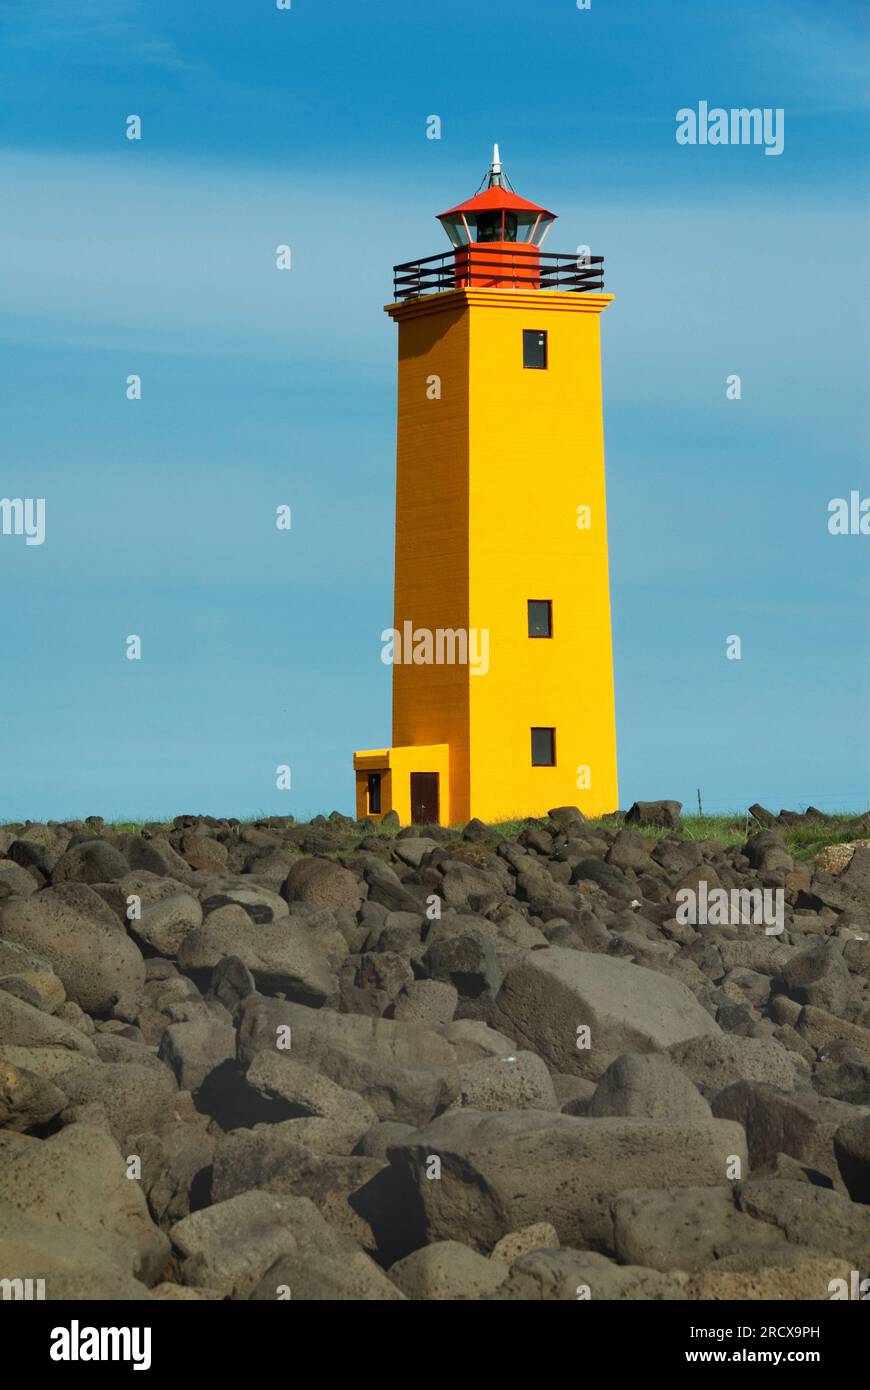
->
[393, 249, 604, 301]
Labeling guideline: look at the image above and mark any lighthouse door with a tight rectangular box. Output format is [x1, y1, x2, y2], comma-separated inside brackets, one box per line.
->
[410, 773, 440, 825]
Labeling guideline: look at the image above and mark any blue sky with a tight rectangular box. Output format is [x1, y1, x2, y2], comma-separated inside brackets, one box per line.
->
[1, 0, 868, 821]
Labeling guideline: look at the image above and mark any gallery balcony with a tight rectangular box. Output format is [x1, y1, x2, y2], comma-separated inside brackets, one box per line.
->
[392, 247, 605, 301]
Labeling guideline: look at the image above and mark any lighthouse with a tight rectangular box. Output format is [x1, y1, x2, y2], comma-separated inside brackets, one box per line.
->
[353, 150, 618, 826]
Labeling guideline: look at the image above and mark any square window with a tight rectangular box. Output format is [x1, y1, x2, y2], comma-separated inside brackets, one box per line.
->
[523, 329, 547, 369]
[528, 599, 553, 638]
[531, 727, 556, 766]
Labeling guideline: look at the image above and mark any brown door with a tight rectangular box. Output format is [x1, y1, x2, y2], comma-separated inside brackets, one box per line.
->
[410, 772, 439, 825]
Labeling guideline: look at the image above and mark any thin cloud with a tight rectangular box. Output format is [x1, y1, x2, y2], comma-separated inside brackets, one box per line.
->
[0, 0, 196, 73]
[0, 149, 864, 402]
[761, 8, 870, 113]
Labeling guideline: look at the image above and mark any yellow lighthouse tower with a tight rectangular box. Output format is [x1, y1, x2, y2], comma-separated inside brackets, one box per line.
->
[353, 148, 618, 827]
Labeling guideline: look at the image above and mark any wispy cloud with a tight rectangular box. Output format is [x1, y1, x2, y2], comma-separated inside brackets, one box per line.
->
[0, 148, 865, 410]
[760, 7, 870, 113]
[0, 0, 196, 73]
[0, 150, 400, 363]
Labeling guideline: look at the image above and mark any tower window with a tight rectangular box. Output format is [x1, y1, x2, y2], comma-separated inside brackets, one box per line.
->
[531, 727, 556, 766]
[523, 330, 547, 369]
[367, 773, 382, 815]
[528, 600, 553, 638]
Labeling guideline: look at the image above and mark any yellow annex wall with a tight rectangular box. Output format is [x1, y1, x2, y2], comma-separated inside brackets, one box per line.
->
[353, 744, 450, 825]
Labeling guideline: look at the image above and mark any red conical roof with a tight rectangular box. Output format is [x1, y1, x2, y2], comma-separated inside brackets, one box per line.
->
[438, 184, 555, 219]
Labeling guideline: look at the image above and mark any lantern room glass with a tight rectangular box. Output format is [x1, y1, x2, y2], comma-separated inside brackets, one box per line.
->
[475, 210, 518, 242]
[438, 215, 469, 248]
[438, 209, 555, 247]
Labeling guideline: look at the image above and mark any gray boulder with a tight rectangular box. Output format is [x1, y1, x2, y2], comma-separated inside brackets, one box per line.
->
[244, 1051, 377, 1143]
[0, 1059, 67, 1131]
[0, 861, 39, 897]
[394, 979, 458, 1026]
[772, 943, 856, 1015]
[130, 1122, 215, 1226]
[283, 858, 362, 912]
[589, 1053, 711, 1120]
[157, 1012, 237, 1094]
[492, 947, 719, 1079]
[452, 1051, 559, 1113]
[52, 839, 130, 885]
[389, 1241, 509, 1300]
[387, 1109, 747, 1251]
[612, 1187, 789, 1272]
[0, 989, 97, 1056]
[0, 1204, 152, 1293]
[667, 1033, 801, 1095]
[247, 1196, 405, 1301]
[486, 1248, 688, 1300]
[178, 913, 336, 1005]
[713, 1080, 868, 1183]
[208, 1122, 384, 1246]
[0, 1122, 168, 1283]
[743, 831, 793, 874]
[0, 883, 145, 1013]
[625, 801, 681, 830]
[237, 997, 459, 1125]
[170, 1191, 302, 1298]
[54, 1062, 179, 1146]
[424, 920, 503, 998]
[131, 893, 203, 957]
[833, 1114, 870, 1203]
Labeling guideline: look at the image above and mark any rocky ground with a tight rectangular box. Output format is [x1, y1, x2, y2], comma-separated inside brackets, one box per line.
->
[2, 799, 870, 1301]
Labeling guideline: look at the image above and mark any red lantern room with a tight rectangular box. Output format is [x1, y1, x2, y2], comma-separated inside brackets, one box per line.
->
[391, 148, 604, 301]
[436, 144, 556, 290]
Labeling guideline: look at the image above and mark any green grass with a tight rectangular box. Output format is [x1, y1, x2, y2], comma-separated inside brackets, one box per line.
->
[763, 818, 868, 862]
[590, 812, 866, 861]
[4, 810, 866, 863]
[452, 812, 866, 862]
